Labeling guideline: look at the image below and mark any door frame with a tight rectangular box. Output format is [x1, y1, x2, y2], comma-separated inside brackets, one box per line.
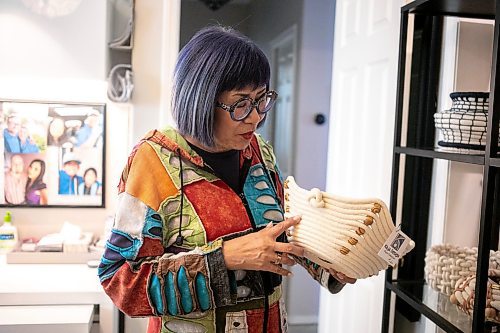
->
[269, 24, 298, 178]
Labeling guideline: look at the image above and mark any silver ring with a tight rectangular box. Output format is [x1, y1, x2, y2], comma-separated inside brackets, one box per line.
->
[273, 252, 282, 265]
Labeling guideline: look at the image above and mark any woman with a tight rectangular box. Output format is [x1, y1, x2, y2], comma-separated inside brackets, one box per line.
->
[78, 167, 101, 195]
[25, 159, 47, 205]
[98, 26, 354, 333]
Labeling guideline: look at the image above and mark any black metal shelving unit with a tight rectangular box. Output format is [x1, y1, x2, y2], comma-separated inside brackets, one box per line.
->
[381, 0, 500, 332]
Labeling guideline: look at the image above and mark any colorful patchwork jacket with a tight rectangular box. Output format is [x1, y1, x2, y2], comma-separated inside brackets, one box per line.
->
[98, 127, 343, 333]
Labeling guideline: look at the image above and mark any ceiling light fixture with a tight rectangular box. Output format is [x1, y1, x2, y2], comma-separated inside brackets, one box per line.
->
[22, 0, 83, 18]
[199, 0, 232, 11]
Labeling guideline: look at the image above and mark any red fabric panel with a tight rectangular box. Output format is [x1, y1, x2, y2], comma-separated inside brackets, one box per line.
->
[184, 180, 252, 241]
[246, 301, 281, 333]
[102, 262, 154, 316]
[147, 317, 161, 333]
[137, 237, 164, 258]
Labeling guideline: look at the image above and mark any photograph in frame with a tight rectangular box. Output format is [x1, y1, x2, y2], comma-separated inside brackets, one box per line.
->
[0, 100, 105, 207]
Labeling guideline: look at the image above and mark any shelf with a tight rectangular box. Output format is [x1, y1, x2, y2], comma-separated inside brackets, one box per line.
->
[402, 0, 495, 19]
[109, 45, 132, 51]
[490, 157, 500, 168]
[387, 280, 472, 333]
[395, 146, 485, 165]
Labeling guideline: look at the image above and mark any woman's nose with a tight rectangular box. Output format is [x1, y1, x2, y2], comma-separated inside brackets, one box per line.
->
[244, 106, 261, 124]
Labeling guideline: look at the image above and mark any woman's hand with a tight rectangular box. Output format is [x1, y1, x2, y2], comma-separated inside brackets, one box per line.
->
[329, 268, 357, 284]
[222, 216, 304, 276]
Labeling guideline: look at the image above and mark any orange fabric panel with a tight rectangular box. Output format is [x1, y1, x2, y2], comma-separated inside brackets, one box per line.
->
[126, 143, 178, 211]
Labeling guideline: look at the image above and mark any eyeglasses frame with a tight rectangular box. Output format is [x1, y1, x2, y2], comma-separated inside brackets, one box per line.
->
[216, 90, 278, 121]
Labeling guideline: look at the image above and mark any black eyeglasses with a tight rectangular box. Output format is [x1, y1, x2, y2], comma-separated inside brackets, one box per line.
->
[216, 90, 278, 121]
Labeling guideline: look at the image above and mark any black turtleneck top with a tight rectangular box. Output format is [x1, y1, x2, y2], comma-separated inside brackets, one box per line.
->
[188, 143, 241, 193]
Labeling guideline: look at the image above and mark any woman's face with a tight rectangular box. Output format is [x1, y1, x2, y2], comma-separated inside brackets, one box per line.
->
[213, 85, 266, 151]
[84, 169, 97, 186]
[28, 161, 42, 180]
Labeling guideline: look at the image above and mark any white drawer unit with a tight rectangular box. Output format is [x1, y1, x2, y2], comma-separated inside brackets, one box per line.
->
[0, 304, 94, 333]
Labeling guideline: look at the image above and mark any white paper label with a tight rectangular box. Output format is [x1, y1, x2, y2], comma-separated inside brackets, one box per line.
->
[377, 227, 411, 266]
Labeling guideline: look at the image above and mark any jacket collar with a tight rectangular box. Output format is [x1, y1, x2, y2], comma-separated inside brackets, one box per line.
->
[142, 126, 255, 167]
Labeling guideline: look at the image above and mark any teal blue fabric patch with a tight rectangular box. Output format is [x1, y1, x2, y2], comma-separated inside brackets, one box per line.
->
[195, 272, 210, 311]
[165, 271, 178, 315]
[143, 208, 163, 240]
[243, 164, 284, 227]
[177, 266, 193, 313]
[148, 274, 164, 315]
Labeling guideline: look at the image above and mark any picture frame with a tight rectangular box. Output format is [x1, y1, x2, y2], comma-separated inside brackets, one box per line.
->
[0, 100, 106, 208]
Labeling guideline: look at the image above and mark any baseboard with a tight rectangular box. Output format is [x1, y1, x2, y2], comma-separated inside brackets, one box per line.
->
[288, 315, 318, 325]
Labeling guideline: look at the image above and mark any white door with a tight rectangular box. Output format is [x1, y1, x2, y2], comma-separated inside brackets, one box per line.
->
[319, 0, 405, 332]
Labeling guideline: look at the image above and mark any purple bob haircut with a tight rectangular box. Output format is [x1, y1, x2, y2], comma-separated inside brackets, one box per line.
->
[172, 25, 271, 147]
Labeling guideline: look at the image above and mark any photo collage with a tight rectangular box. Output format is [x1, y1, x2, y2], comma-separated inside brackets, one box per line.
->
[0, 101, 105, 207]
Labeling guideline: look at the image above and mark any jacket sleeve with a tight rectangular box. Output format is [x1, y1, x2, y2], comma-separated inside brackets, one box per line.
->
[292, 255, 345, 294]
[98, 142, 235, 317]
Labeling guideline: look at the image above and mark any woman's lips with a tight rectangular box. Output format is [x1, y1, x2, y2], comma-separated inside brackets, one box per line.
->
[240, 131, 254, 140]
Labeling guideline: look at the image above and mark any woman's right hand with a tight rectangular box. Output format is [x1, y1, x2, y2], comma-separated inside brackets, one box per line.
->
[222, 216, 304, 276]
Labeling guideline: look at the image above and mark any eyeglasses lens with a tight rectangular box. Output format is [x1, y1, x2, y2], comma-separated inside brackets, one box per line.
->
[231, 92, 277, 120]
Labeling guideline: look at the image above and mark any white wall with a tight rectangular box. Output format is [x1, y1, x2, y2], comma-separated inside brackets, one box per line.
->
[0, 0, 106, 80]
[293, 0, 335, 190]
[130, 0, 180, 143]
[0, 0, 129, 239]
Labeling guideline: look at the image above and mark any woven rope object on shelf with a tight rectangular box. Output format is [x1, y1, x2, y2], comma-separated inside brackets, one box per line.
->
[283, 176, 415, 279]
[434, 92, 495, 150]
[449, 270, 500, 323]
[424, 244, 500, 296]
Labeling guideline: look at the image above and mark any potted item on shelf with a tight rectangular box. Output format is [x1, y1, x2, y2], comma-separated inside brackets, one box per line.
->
[434, 92, 494, 150]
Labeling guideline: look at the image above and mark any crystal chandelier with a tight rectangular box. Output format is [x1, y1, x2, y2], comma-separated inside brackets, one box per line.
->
[199, 0, 233, 11]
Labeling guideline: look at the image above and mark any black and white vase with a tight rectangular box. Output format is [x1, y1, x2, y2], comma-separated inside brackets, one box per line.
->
[434, 92, 490, 150]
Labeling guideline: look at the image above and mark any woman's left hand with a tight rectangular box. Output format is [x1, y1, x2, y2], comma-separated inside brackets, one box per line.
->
[329, 268, 356, 284]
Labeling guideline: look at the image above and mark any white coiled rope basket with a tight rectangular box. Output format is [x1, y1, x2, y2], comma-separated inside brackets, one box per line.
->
[425, 244, 500, 321]
[284, 176, 415, 279]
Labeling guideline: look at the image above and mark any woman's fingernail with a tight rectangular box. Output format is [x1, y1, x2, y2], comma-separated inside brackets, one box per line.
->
[287, 271, 294, 277]
[293, 216, 301, 221]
